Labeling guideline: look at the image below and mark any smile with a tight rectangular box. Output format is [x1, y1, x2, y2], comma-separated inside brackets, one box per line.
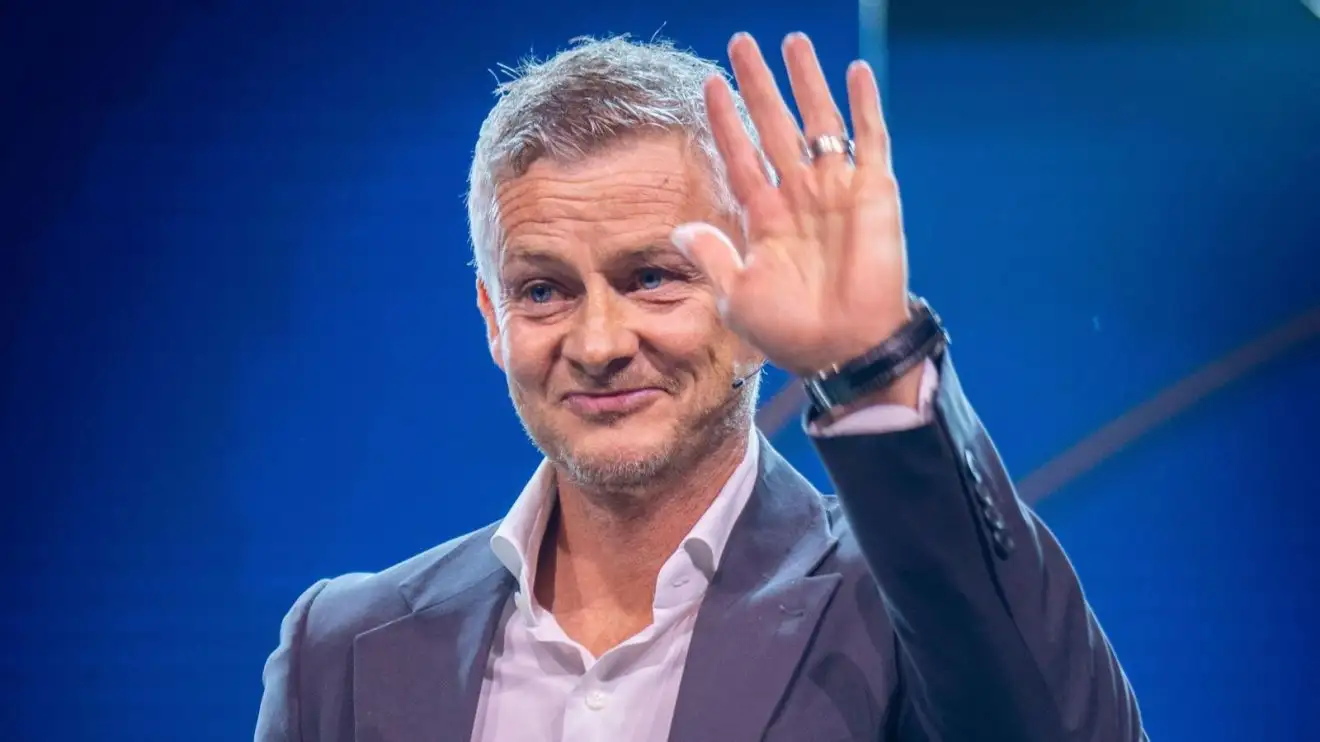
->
[562, 388, 663, 417]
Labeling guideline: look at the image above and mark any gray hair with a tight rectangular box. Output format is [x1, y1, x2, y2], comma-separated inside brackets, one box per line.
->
[465, 35, 763, 294]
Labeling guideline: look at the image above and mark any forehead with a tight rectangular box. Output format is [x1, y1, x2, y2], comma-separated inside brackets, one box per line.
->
[494, 133, 721, 261]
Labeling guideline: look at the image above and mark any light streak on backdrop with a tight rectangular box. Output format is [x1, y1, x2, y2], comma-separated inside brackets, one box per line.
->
[756, 0, 1320, 508]
[859, 0, 888, 99]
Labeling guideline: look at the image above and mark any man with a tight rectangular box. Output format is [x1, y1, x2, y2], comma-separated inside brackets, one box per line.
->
[255, 32, 1146, 741]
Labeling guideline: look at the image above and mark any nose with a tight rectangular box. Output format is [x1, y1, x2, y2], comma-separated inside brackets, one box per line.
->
[561, 278, 639, 380]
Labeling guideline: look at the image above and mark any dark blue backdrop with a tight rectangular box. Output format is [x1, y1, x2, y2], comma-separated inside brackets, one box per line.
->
[3, 1, 1318, 739]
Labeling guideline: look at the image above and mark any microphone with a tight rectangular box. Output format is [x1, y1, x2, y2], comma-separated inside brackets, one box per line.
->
[731, 363, 766, 389]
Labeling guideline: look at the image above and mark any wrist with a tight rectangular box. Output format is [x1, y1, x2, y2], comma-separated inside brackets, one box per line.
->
[801, 296, 946, 416]
[816, 359, 924, 423]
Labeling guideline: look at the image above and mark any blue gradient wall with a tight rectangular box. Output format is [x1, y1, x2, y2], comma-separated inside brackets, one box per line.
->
[2, 1, 1317, 739]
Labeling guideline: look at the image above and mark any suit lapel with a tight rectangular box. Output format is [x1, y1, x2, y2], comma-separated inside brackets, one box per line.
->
[352, 526, 515, 742]
[668, 438, 842, 742]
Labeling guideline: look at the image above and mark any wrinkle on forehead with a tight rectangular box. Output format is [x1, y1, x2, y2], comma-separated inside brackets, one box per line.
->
[493, 134, 723, 261]
[500, 171, 688, 227]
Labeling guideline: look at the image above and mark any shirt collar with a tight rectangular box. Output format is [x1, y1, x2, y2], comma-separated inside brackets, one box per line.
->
[489, 431, 761, 603]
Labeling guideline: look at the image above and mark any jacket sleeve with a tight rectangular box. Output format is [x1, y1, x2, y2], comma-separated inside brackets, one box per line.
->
[255, 579, 331, 742]
[810, 352, 1146, 741]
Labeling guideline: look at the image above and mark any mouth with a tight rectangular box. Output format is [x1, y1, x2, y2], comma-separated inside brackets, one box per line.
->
[562, 388, 664, 417]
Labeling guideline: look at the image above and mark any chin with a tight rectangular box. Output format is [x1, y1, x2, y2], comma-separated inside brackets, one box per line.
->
[577, 424, 675, 463]
[550, 418, 683, 489]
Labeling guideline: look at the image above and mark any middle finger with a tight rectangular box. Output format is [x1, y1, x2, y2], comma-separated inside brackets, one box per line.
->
[727, 33, 809, 191]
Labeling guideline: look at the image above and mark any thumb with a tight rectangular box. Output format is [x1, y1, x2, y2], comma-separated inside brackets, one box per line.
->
[670, 222, 745, 310]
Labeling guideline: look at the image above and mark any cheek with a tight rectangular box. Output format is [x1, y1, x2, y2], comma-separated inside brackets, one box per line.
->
[499, 322, 559, 386]
[646, 303, 735, 372]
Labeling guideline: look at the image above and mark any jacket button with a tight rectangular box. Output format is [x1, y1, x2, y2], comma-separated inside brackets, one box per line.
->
[964, 448, 983, 482]
[992, 530, 1015, 559]
[982, 505, 1005, 530]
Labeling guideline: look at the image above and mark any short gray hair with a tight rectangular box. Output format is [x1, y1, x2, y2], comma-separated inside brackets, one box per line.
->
[465, 35, 762, 293]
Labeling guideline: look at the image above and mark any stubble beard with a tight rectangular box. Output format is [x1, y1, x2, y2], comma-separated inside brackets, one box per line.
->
[512, 380, 758, 494]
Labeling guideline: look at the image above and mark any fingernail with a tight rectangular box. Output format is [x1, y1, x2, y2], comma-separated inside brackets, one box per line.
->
[670, 223, 700, 257]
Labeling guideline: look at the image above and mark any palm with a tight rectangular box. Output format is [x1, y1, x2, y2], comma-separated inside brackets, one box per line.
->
[673, 33, 910, 378]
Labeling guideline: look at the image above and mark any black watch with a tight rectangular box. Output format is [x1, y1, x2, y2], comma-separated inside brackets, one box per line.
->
[802, 296, 948, 412]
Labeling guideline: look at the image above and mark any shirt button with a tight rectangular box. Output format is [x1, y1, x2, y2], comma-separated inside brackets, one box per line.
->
[584, 690, 608, 711]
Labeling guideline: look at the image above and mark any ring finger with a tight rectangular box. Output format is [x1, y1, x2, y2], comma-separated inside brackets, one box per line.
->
[782, 33, 851, 171]
[727, 33, 811, 197]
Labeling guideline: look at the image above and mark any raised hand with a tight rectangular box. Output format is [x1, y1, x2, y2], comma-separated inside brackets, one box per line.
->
[672, 32, 912, 382]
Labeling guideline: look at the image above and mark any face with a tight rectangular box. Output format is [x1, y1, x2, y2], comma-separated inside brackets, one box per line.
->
[478, 132, 759, 491]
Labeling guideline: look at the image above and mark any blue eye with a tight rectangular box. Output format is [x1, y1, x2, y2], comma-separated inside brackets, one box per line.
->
[526, 283, 556, 303]
[637, 269, 666, 291]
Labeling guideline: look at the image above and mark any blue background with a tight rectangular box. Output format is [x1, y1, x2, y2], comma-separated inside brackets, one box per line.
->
[2, 0, 1318, 739]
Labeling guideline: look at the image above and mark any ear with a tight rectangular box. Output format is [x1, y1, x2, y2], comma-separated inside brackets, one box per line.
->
[475, 277, 505, 371]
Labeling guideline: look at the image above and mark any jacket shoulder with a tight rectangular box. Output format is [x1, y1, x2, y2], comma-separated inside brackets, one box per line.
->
[256, 524, 500, 740]
[299, 523, 497, 652]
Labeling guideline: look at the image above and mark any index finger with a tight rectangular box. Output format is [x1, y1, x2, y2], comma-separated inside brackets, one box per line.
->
[704, 74, 774, 207]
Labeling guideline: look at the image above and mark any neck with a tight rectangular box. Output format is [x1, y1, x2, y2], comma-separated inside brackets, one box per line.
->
[533, 426, 752, 620]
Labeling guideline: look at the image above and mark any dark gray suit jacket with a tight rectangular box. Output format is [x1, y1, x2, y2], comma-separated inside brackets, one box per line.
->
[254, 354, 1146, 741]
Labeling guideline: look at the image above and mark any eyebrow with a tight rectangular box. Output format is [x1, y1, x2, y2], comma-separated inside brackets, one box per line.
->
[611, 244, 689, 269]
[501, 243, 689, 274]
[500, 248, 568, 272]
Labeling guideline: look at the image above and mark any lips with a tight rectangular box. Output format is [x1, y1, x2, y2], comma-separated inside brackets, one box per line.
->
[562, 388, 663, 417]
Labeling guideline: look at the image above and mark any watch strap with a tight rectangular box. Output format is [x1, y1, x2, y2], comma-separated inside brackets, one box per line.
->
[802, 297, 948, 411]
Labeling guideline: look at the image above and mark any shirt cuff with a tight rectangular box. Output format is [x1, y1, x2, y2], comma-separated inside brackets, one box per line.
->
[807, 358, 940, 438]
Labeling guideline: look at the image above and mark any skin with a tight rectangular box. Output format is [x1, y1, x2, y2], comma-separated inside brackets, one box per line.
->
[476, 133, 762, 654]
[475, 31, 921, 656]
